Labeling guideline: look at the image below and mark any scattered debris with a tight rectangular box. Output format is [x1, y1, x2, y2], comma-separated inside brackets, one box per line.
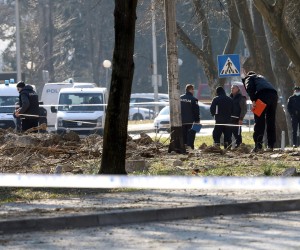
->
[173, 160, 183, 167]
[282, 167, 298, 177]
[0, 129, 299, 177]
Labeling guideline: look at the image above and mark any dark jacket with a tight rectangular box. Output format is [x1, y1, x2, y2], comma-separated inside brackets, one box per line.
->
[287, 94, 300, 117]
[180, 91, 200, 124]
[210, 87, 233, 124]
[18, 85, 39, 119]
[230, 90, 247, 120]
[243, 74, 277, 101]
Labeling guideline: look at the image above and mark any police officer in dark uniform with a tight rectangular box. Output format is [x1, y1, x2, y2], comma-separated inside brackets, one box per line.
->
[287, 86, 300, 147]
[210, 86, 233, 149]
[230, 84, 247, 148]
[243, 71, 278, 152]
[180, 84, 200, 150]
[14, 81, 40, 132]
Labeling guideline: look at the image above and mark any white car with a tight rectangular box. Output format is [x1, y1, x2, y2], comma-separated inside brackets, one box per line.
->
[154, 102, 212, 132]
[129, 106, 154, 120]
[243, 100, 255, 125]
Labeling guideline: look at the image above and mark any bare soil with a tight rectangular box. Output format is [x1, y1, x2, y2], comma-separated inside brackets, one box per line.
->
[0, 129, 299, 177]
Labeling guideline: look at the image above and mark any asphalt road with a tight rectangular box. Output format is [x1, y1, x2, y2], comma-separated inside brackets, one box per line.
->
[1, 211, 299, 250]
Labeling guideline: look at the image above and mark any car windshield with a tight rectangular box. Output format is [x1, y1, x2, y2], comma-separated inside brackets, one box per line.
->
[58, 93, 104, 111]
[0, 96, 18, 113]
[159, 106, 170, 115]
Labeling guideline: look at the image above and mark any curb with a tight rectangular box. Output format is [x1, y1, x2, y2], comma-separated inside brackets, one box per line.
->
[1, 199, 300, 234]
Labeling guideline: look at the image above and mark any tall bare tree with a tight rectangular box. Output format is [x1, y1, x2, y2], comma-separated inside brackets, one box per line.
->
[99, 0, 138, 174]
[235, 0, 289, 147]
[176, 0, 240, 93]
[38, 0, 55, 82]
[164, 0, 185, 153]
[253, 0, 300, 79]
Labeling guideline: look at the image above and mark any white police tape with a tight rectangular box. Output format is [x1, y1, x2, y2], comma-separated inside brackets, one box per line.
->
[2, 102, 169, 108]
[0, 174, 299, 190]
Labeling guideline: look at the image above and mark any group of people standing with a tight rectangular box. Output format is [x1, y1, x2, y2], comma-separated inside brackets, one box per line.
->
[181, 71, 300, 152]
[180, 82, 248, 151]
[210, 71, 279, 152]
[210, 84, 247, 150]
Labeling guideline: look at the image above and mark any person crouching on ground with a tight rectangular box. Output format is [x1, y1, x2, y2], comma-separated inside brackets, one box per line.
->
[210, 86, 233, 149]
[230, 84, 247, 148]
[14, 81, 40, 132]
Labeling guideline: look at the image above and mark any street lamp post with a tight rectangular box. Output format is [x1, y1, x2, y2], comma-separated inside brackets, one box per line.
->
[151, 0, 159, 115]
[103, 60, 112, 90]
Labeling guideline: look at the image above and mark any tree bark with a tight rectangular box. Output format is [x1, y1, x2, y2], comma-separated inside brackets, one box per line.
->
[251, 3, 276, 84]
[177, 0, 240, 94]
[223, 0, 240, 55]
[164, 0, 185, 153]
[38, 0, 55, 82]
[253, 0, 300, 75]
[99, 0, 138, 174]
[234, 0, 264, 72]
[265, 26, 294, 145]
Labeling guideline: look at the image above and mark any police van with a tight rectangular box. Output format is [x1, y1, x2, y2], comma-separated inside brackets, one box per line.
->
[0, 81, 19, 130]
[51, 87, 107, 136]
[40, 79, 95, 131]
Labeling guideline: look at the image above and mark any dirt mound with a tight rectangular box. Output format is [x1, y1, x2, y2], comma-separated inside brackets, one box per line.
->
[0, 130, 299, 176]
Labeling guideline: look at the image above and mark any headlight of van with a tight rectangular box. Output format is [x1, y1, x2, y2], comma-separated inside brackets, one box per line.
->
[96, 116, 102, 127]
[57, 118, 63, 127]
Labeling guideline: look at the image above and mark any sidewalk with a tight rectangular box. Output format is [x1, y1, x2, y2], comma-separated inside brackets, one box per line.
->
[1, 189, 299, 234]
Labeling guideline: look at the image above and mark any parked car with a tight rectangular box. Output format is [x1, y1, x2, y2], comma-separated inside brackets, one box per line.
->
[153, 102, 212, 132]
[130, 93, 169, 115]
[129, 106, 154, 120]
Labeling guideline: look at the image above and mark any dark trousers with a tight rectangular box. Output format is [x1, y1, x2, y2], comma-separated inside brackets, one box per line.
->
[291, 115, 300, 146]
[21, 119, 39, 132]
[182, 124, 196, 149]
[254, 91, 278, 148]
[213, 124, 232, 148]
[231, 118, 242, 146]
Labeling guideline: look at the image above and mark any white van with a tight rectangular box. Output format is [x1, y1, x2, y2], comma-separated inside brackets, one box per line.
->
[40, 79, 95, 131]
[0, 83, 19, 130]
[51, 87, 107, 136]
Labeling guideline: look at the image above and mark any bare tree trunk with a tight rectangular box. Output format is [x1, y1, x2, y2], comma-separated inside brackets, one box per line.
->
[164, 0, 185, 153]
[253, 0, 300, 75]
[223, 0, 240, 55]
[234, 0, 264, 72]
[251, 4, 276, 84]
[38, 0, 55, 82]
[265, 26, 294, 145]
[86, 1, 102, 86]
[177, 0, 240, 95]
[99, 0, 138, 174]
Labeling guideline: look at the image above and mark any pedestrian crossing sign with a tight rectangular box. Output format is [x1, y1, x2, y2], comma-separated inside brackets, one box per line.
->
[217, 54, 241, 78]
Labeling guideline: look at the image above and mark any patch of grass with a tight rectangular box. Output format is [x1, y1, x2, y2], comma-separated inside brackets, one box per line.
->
[0, 187, 131, 204]
[263, 165, 273, 176]
[155, 131, 256, 148]
[261, 162, 289, 176]
[149, 161, 182, 175]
